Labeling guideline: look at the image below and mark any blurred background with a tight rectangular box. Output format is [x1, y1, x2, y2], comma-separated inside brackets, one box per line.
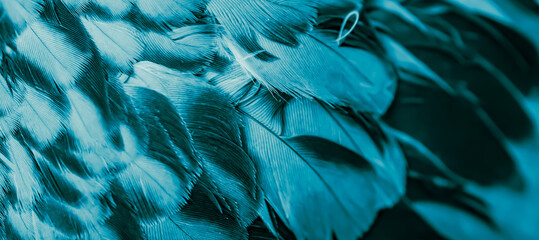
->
[475, 1, 539, 238]
[409, 1, 539, 238]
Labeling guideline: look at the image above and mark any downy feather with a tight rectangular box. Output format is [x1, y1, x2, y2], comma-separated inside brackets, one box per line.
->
[93, 0, 132, 17]
[144, 186, 248, 240]
[128, 61, 260, 226]
[0, 0, 44, 31]
[139, 25, 217, 72]
[207, 0, 318, 58]
[0, 73, 24, 115]
[6, 206, 68, 239]
[116, 156, 193, 224]
[134, 0, 201, 26]
[17, 87, 66, 147]
[123, 86, 201, 223]
[4, 137, 42, 209]
[81, 17, 143, 73]
[15, 20, 91, 88]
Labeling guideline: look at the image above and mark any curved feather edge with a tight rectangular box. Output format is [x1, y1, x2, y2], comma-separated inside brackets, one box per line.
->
[126, 61, 261, 226]
[241, 98, 406, 240]
[121, 86, 201, 223]
[223, 31, 396, 114]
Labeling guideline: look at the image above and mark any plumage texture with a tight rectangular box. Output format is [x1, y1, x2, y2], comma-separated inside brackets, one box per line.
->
[0, 0, 538, 239]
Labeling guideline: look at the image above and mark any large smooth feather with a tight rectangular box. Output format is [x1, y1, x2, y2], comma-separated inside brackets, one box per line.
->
[361, 201, 448, 240]
[383, 71, 521, 187]
[445, 0, 510, 22]
[225, 33, 396, 114]
[377, 30, 522, 187]
[405, 44, 534, 139]
[412, 202, 503, 240]
[242, 95, 406, 240]
[369, 0, 539, 94]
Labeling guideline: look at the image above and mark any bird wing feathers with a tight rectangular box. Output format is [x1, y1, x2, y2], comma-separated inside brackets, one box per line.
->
[0, 0, 537, 239]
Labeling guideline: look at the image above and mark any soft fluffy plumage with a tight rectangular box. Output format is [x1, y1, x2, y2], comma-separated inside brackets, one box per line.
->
[0, 0, 538, 239]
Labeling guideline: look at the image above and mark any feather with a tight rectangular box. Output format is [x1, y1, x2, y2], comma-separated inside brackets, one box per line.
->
[123, 86, 201, 223]
[33, 196, 86, 236]
[365, 132, 498, 239]
[0, 0, 44, 32]
[33, 153, 85, 205]
[281, 99, 406, 192]
[225, 33, 396, 114]
[9, 193, 115, 239]
[405, 44, 534, 139]
[316, 0, 363, 17]
[66, 89, 110, 148]
[242, 94, 406, 239]
[204, 50, 405, 238]
[203, 62, 288, 134]
[16, 87, 66, 146]
[116, 155, 193, 224]
[247, 217, 278, 240]
[93, 0, 132, 17]
[320, 33, 397, 114]
[390, 129, 467, 185]
[81, 17, 143, 73]
[383, 71, 522, 188]
[367, 0, 429, 33]
[377, 27, 522, 187]
[377, 34, 446, 85]
[139, 25, 217, 72]
[207, 0, 318, 58]
[128, 61, 260, 226]
[5, 206, 67, 239]
[361, 201, 448, 240]
[1, 0, 538, 238]
[369, 0, 539, 94]
[445, 0, 511, 22]
[144, 186, 248, 240]
[406, 176, 494, 228]
[0, 74, 23, 115]
[134, 0, 201, 26]
[106, 192, 145, 240]
[244, 118, 391, 240]
[14, 20, 92, 88]
[393, 3, 539, 138]
[60, 0, 90, 13]
[4, 137, 42, 209]
[412, 202, 503, 240]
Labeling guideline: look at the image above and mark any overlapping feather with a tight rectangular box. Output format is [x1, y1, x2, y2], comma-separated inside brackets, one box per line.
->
[0, 0, 537, 239]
